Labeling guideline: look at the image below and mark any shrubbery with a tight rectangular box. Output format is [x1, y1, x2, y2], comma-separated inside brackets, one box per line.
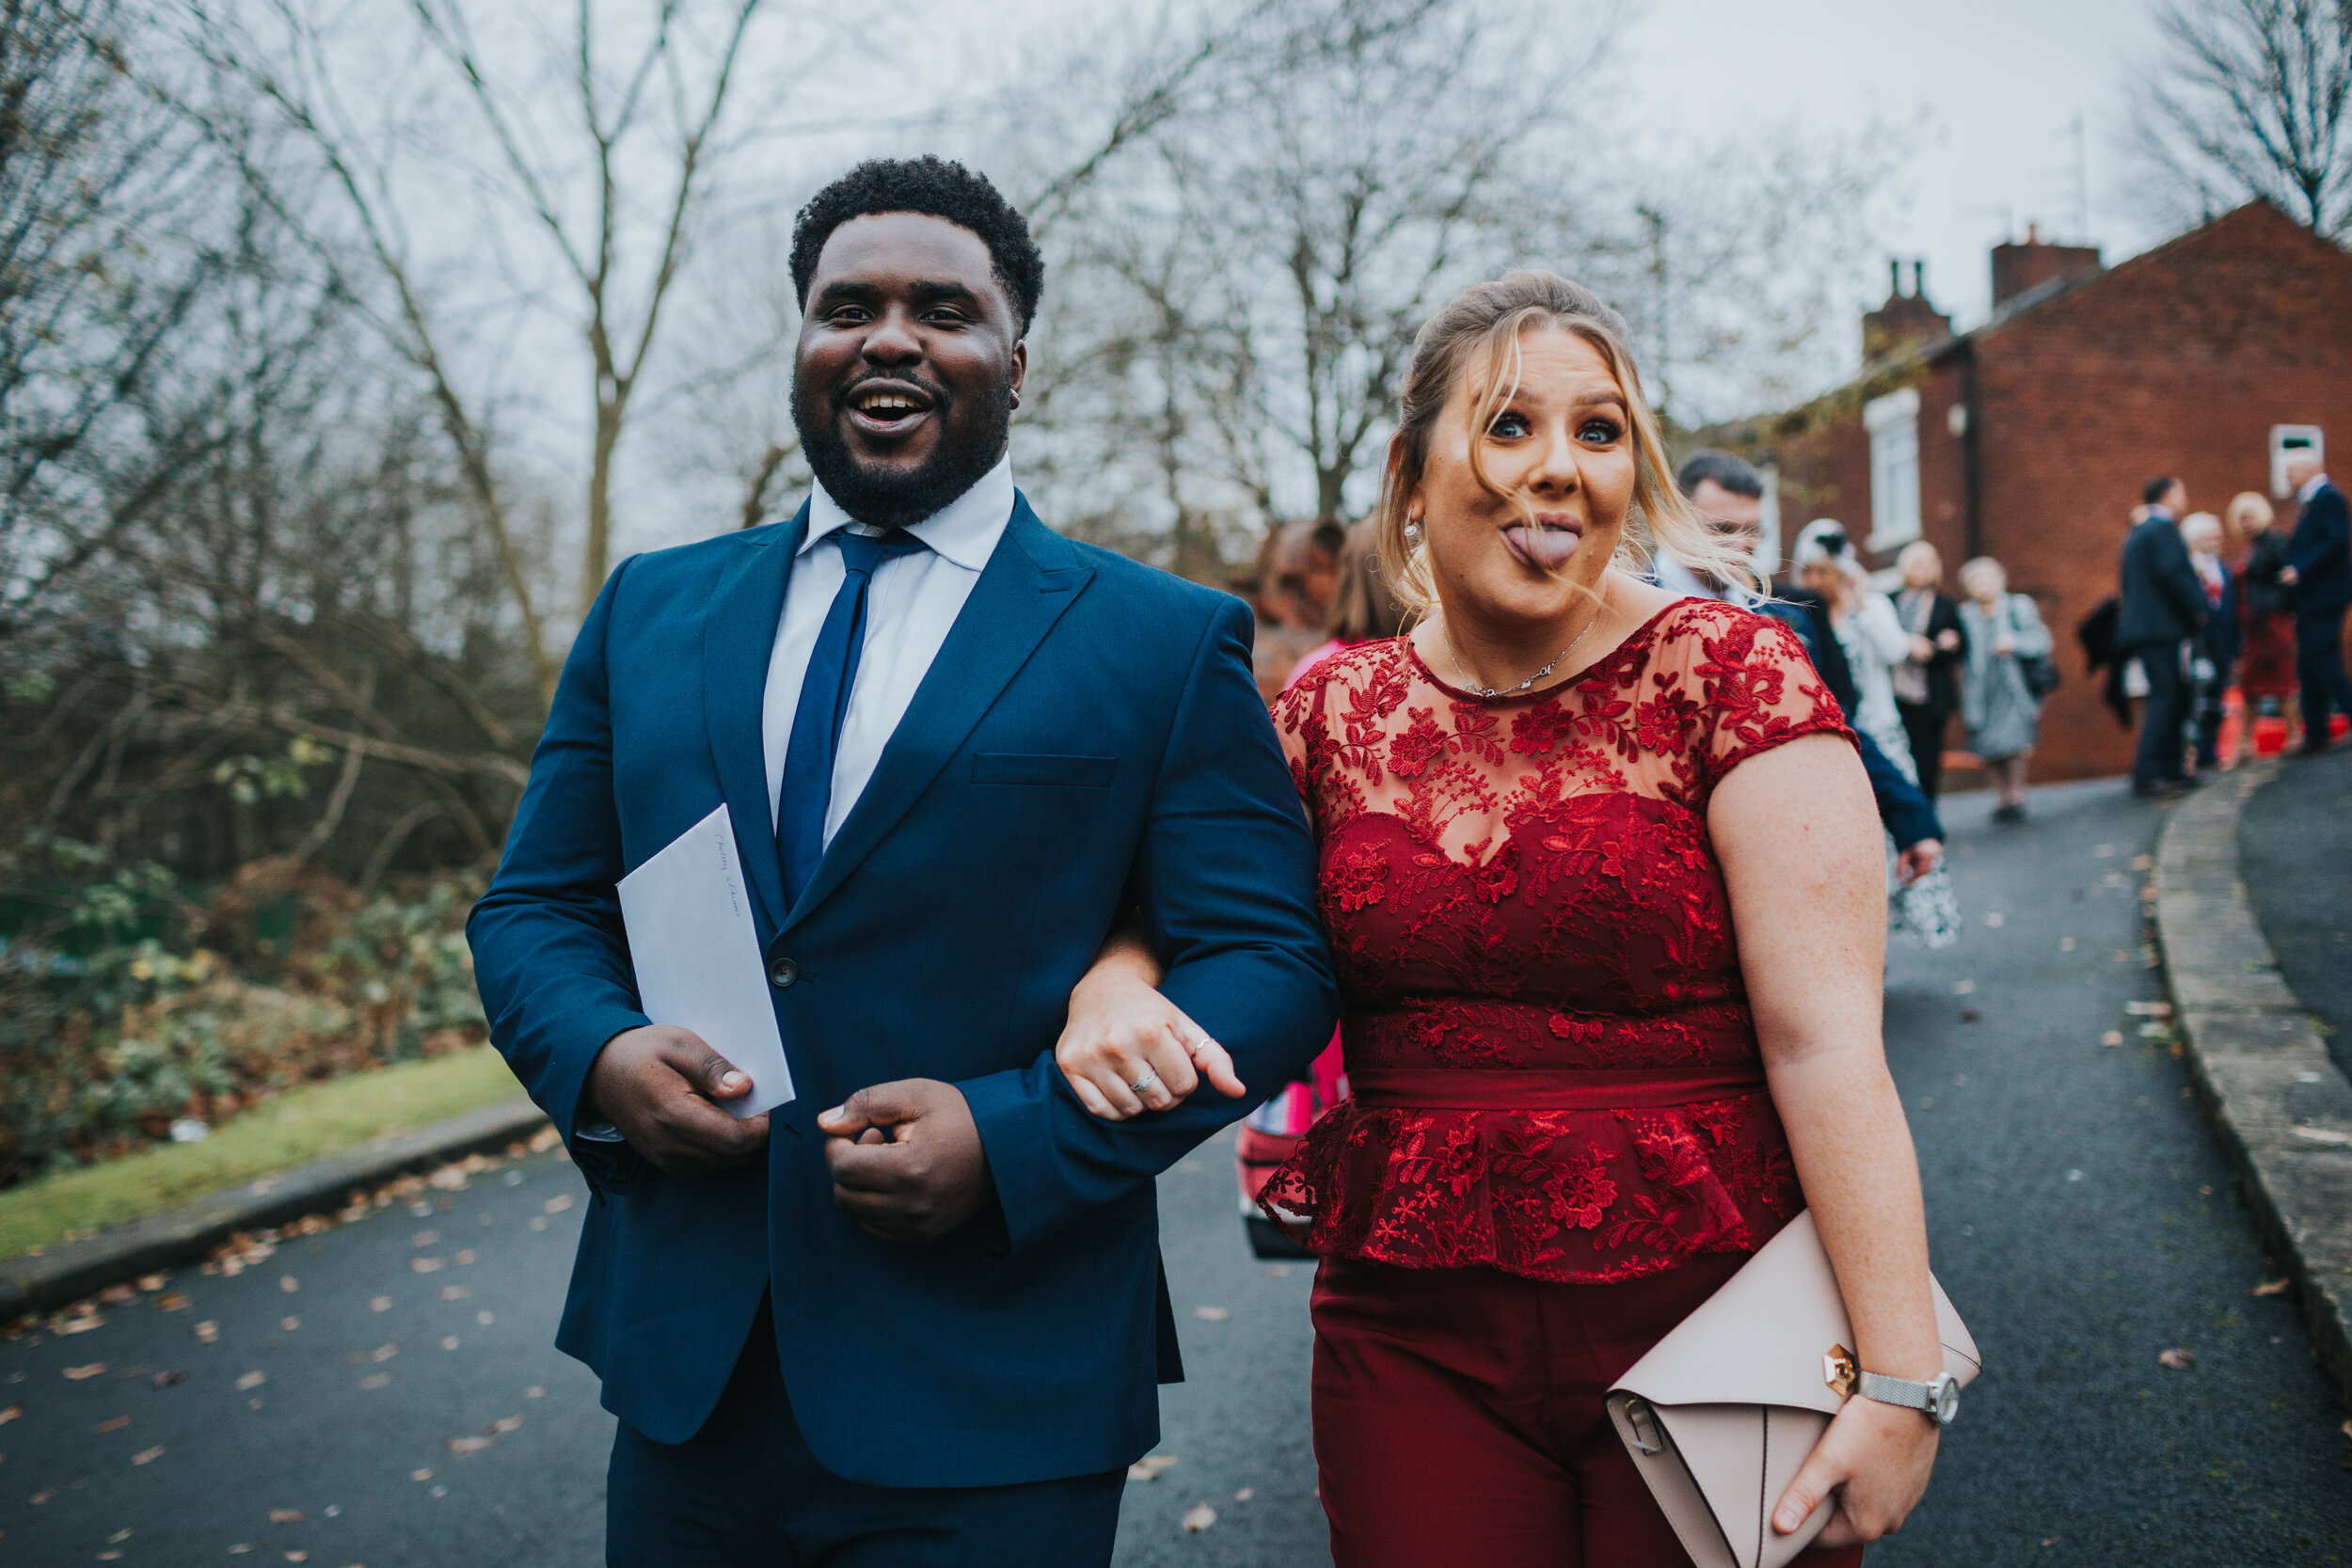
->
[0, 835, 487, 1188]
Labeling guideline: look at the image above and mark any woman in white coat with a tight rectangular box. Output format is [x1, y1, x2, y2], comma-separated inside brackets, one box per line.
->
[1793, 520, 1918, 781]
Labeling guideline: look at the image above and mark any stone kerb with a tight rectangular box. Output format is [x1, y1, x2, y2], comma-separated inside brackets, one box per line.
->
[2154, 764, 2352, 1402]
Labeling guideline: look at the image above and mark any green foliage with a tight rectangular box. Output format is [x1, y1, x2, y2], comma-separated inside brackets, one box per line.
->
[210, 737, 335, 806]
[0, 834, 486, 1189]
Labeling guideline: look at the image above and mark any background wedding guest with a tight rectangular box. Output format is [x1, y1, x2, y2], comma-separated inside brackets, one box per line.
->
[2180, 511, 2236, 774]
[1286, 517, 1407, 688]
[1794, 519, 1918, 780]
[1891, 541, 1966, 800]
[2117, 474, 2208, 796]
[2279, 451, 2352, 753]
[2232, 491, 2299, 746]
[1252, 516, 1348, 701]
[1957, 556, 2051, 823]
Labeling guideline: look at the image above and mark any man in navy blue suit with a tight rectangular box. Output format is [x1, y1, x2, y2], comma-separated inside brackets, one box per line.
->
[2117, 475, 2209, 795]
[2280, 451, 2352, 753]
[468, 157, 1335, 1565]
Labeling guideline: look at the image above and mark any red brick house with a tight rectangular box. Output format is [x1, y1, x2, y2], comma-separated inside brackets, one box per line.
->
[1700, 202, 2352, 781]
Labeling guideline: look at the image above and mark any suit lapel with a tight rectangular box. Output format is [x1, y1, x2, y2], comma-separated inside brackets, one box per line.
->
[702, 505, 807, 938]
[783, 496, 1092, 931]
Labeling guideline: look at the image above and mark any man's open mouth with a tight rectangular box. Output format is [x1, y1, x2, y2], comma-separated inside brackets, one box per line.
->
[842, 380, 939, 437]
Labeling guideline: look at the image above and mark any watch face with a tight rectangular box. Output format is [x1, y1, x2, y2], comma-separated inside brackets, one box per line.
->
[1931, 1376, 1961, 1426]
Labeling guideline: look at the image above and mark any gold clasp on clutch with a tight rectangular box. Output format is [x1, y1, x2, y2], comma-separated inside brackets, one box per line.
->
[1823, 1344, 1858, 1398]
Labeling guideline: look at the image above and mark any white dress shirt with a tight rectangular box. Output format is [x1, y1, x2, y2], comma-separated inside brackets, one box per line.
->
[762, 457, 1015, 847]
[2299, 471, 2331, 504]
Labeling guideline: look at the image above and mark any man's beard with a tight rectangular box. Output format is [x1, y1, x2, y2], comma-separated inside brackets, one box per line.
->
[792, 372, 1014, 531]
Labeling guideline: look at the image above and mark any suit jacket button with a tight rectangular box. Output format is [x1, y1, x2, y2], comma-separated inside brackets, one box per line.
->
[768, 957, 799, 990]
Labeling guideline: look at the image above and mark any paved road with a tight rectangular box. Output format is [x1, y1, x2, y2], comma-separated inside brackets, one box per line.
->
[5, 776, 2350, 1566]
[2241, 744, 2352, 1078]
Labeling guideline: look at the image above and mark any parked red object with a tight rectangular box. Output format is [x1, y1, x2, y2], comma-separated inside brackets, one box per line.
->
[2334, 713, 2350, 742]
[2253, 713, 2290, 755]
[1236, 1037, 1346, 1258]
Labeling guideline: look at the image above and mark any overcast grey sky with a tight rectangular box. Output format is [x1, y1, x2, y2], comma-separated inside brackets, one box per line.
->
[1620, 0, 2169, 331]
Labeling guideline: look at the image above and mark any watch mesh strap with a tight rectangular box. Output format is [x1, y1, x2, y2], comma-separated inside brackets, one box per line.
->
[1855, 1370, 1931, 1411]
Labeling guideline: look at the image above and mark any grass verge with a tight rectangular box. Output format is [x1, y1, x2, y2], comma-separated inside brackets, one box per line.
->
[0, 1047, 526, 1262]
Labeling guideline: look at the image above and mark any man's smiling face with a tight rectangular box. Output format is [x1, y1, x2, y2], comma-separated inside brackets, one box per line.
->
[790, 211, 1026, 530]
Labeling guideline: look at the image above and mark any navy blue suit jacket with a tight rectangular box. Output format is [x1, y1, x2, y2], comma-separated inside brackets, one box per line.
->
[2117, 515, 2209, 647]
[467, 497, 1336, 1488]
[2287, 480, 2352, 617]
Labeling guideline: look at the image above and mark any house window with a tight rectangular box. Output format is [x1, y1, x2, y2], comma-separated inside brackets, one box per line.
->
[1865, 387, 1921, 549]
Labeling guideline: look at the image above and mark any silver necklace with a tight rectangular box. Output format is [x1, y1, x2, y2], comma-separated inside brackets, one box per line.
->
[1439, 603, 1603, 699]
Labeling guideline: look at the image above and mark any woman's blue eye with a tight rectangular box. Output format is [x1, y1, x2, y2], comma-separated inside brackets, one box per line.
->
[1580, 420, 1622, 442]
[1490, 412, 1530, 437]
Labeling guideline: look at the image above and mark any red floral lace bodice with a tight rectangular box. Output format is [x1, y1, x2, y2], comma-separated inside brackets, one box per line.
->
[1261, 598, 1853, 1283]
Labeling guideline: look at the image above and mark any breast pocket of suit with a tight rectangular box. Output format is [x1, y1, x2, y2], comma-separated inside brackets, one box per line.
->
[969, 752, 1118, 788]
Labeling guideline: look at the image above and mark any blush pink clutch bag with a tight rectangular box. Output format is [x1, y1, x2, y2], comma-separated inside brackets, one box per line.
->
[1605, 1211, 1981, 1568]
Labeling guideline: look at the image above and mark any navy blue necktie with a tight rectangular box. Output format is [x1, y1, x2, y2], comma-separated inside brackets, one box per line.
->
[778, 527, 928, 904]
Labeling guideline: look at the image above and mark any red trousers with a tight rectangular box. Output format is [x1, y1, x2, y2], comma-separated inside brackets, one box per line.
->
[1311, 1253, 1867, 1568]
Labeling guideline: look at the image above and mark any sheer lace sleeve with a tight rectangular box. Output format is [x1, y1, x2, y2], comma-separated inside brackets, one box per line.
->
[1664, 602, 1854, 798]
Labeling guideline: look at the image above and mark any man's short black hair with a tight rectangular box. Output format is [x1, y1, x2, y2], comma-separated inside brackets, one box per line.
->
[2142, 474, 2180, 506]
[1676, 449, 1764, 500]
[790, 156, 1045, 335]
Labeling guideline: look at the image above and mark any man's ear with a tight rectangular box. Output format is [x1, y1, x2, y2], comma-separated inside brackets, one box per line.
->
[1009, 340, 1027, 410]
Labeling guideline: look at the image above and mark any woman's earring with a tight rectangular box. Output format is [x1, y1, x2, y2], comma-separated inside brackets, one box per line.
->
[1404, 516, 1423, 541]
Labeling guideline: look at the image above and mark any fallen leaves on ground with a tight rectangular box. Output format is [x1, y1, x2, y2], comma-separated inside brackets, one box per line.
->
[1182, 1501, 1217, 1531]
[279, 1276, 299, 1292]
[410, 1258, 445, 1274]
[369, 1297, 391, 1313]
[1128, 1455, 1177, 1481]
[2157, 1348, 2195, 1370]
[99, 1283, 136, 1306]
[158, 1293, 190, 1312]
[281, 1317, 300, 1331]
[358, 1372, 390, 1389]
[1234, 1487, 1255, 1501]
[96, 1415, 131, 1433]
[137, 1274, 167, 1291]
[438, 1286, 470, 1301]
[131, 1445, 164, 1465]
[236, 1370, 266, 1390]
[0, 1405, 18, 1424]
[544, 1194, 574, 1214]
[2252, 1278, 2292, 1297]
[2102, 1031, 2123, 1047]
[64, 1363, 107, 1380]
[447, 1434, 495, 1456]
[269, 1509, 304, 1523]
[1193, 1306, 1229, 1322]
[195, 1322, 219, 1344]
[151, 1370, 185, 1388]
[413, 1231, 439, 1247]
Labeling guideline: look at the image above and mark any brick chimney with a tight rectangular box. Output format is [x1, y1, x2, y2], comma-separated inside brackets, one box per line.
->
[1990, 223, 2102, 309]
[1861, 260, 1952, 361]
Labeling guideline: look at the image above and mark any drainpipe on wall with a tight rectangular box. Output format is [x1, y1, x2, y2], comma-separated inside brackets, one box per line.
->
[1959, 341, 1983, 562]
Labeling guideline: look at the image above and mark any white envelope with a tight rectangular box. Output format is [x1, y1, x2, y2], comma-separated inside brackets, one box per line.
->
[616, 803, 794, 1117]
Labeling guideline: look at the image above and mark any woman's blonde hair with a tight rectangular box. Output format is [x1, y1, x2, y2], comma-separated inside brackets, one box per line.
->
[2226, 490, 2275, 537]
[1896, 539, 1944, 586]
[1372, 271, 1760, 623]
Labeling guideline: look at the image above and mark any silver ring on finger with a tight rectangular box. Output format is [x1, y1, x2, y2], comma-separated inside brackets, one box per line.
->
[1130, 1069, 1161, 1095]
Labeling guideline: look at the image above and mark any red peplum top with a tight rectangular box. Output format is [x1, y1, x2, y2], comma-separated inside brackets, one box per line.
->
[1260, 598, 1854, 1284]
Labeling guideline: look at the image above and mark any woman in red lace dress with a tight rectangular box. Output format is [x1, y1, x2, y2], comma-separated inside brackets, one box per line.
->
[1057, 273, 1944, 1566]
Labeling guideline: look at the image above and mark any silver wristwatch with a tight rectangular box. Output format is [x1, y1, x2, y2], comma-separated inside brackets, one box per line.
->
[1857, 1369, 1962, 1427]
[1823, 1346, 1961, 1427]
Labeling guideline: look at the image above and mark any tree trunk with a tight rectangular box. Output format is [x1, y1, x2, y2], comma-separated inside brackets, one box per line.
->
[581, 390, 624, 618]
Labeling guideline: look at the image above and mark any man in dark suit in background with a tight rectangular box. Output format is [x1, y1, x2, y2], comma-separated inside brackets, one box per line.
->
[2280, 451, 2352, 753]
[2118, 475, 2209, 796]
